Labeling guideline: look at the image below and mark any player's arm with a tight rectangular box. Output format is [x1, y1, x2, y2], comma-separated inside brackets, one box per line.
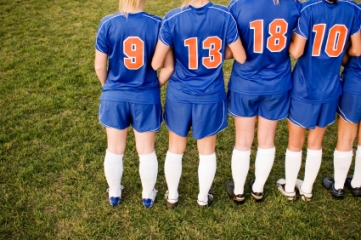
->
[289, 32, 307, 59]
[227, 37, 246, 64]
[94, 50, 108, 86]
[225, 45, 233, 60]
[152, 40, 171, 70]
[348, 31, 361, 57]
[158, 49, 174, 87]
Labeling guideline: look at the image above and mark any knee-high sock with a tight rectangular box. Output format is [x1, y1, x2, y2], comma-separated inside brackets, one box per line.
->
[301, 149, 322, 193]
[104, 150, 124, 197]
[164, 151, 183, 202]
[139, 152, 158, 199]
[232, 149, 250, 195]
[285, 149, 302, 193]
[253, 147, 276, 192]
[352, 146, 361, 188]
[334, 150, 353, 189]
[198, 153, 216, 204]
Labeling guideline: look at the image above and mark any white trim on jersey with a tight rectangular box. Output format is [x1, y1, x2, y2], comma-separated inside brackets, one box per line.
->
[209, 6, 239, 43]
[95, 14, 124, 49]
[141, 13, 162, 23]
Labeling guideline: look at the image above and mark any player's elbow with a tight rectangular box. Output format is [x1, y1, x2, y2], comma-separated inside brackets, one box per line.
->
[289, 48, 303, 59]
[94, 64, 106, 74]
[151, 60, 162, 71]
[348, 47, 361, 57]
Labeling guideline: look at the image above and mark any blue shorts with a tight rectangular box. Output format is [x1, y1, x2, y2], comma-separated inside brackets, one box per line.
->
[337, 92, 361, 124]
[228, 90, 290, 120]
[288, 98, 338, 129]
[164, 98, 227, 140]
[98, 100, 162, 132]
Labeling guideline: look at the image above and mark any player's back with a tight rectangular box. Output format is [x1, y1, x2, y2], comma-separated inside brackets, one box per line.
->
[292, 0, 361, 103]
[95, 12, 161, 93]
[160, 3, 238, 98]
[228, 0, 300, 94]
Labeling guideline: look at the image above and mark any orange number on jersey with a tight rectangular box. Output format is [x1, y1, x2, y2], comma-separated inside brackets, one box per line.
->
[203, 36, 222, 69]
[312, 24, 348, 57]
[312, 24, 326, 56]
[123, 37, 144, 70]
[184, 37, 198, 70]
[184, 36, 223, 70]
[326, 25, 348, 57]
[250, 20, 264, 53]
[250, 19, 288, 53]
[267, 19, 288, 52]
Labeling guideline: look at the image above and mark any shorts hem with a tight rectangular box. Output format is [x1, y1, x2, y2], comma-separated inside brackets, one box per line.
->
[336, 111, 358, 124]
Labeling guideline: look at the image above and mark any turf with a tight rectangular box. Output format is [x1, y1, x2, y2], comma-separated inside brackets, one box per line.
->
[1, 0, 360, 238]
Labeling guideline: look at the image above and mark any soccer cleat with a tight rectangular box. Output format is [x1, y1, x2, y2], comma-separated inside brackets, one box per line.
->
[250, 179, 264, 201]
[295, 179, 312, 201]
[346, 177, 361, 197]
[164, 190, 179, 209]
[276, 179, 296, 201]
[142, 189, 158, 208]
[197, 189, 214, 208]
[107, 186, 124, 207]
[322, 177, 344, 200]
[226, 182, 245, 204]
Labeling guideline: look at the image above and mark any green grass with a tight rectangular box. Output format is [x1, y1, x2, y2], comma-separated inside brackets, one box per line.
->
[1, 0, 360, 238]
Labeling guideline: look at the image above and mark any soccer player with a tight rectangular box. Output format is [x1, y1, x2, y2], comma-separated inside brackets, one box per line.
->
[94, 0, 173, 208]
[277, 0, 361, 201]
[225, 0, 300, 204]
[152, 0, 246, 208]
[322, 10, 361, 199]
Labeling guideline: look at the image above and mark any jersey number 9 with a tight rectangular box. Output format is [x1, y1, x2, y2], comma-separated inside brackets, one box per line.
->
[184, 36, 222, 70]
[124, 37, 144, 70]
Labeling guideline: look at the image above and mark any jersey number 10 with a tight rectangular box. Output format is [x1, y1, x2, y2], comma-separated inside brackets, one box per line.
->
[184, 36, 222, 70]
[312, 24, 348, 57]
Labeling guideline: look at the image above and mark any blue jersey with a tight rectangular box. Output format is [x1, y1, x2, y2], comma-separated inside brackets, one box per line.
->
[159, 2, 239, 103]
[228, 0, 300, 95]
[343, 56, 361, 95]
[292, 0, 361, 104]
[95, 12, 162, 104]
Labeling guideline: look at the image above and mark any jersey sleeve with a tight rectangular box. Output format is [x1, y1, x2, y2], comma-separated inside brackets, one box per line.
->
[350, 7, 361, 35]
[159, 18, 173, 47]
[95, 20, 109, 54]
[294, 8, 310, 39]
[226, 14, 239, 45]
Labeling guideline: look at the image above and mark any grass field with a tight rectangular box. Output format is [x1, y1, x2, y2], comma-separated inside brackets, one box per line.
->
[1, 0, 361, 239]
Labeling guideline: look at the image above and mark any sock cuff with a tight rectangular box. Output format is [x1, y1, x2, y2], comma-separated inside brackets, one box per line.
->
[357, 146, 361, 155]
[139, 151, 157, 161]
[307, 148, 322, 156]
[199, 153, 216, 160]
[334, 149, 353, 158]
[106, 149, 124, 158]
[233, 148, 251, 157]
[286, 149, 302, 157]
[257, 147, 275, 155]
[166, 151, 183, 160]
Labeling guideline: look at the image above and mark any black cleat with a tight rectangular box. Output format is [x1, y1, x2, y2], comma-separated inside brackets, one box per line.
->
[346, 177, 361, 197]
[250, 179, 264, 201]
[322, 177, 344, 200]
[197, 189, 214, 208]
[226, 182, 245, 204]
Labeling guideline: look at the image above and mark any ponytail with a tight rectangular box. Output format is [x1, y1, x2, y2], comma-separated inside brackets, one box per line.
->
[331, 0, 338, 4]
[119, 0, 144, 16]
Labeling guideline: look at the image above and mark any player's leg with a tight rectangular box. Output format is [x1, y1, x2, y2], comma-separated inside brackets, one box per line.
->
[253, 91, 289, 198]
[131, 103, 162, 208]
[252, 116, 277, 197]
[99, 100, 130, 206]
[193, 99, 227, 207]
[163, 98, 191, 207]
[197, 135, 217, 206]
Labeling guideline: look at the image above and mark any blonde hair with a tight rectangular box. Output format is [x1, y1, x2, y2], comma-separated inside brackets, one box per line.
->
[273, 0, 280, 5]
[119, 0, 144, 15]
[181, 0, 192, 8]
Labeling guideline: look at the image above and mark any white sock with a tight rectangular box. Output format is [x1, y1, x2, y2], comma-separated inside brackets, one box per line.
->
[198, 153, 216, 204]
[104, 150, 124, 197]
[334, 150, 353, 189]
[232, 149, 250, 195]
[253, 147, 276, 192]
[164, 151, 183, 202]
[351, 146, 361, 188]
[301, 149, 322, 193]
[139, 152, 158, 199]
[285, 149, 302, 193]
